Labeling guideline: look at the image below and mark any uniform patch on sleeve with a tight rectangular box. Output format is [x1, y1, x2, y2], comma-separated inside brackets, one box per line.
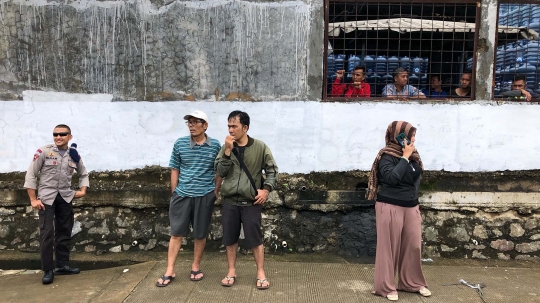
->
[33, 149, 42, 161]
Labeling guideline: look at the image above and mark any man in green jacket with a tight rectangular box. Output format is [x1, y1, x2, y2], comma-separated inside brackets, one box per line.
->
[215, 110, 278, 290]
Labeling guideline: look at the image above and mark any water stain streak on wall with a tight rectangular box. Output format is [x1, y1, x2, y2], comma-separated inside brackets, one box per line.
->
[0, 0, 311, 100]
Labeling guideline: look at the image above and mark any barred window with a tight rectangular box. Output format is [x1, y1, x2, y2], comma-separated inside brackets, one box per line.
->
[324, 1, 478, 100]
[494, 2, 540, 101]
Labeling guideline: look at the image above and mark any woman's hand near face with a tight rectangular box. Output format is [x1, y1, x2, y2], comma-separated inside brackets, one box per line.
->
[402, 141, 415, 159]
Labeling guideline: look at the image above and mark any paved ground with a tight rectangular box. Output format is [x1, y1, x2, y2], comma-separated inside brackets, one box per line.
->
[1, 252, 540, 302]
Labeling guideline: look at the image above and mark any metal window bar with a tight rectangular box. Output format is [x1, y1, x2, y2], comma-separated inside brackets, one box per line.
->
[495, 2, 540, 101]
[324, 0, 480, 101]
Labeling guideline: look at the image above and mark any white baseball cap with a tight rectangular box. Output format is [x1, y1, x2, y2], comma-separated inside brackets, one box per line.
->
[183, 110, 209, 123]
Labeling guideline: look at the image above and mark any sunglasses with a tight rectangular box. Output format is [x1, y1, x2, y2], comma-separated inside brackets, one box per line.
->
[53, 132, 70, 137]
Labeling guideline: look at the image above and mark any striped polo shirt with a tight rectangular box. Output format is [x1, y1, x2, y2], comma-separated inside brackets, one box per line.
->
[169, 135, 221, 197]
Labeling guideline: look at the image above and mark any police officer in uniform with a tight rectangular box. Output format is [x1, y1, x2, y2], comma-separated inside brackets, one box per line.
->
[24, 124, 90, 284]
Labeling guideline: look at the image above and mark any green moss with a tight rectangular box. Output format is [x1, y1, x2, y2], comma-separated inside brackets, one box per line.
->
[419, 180, 439, 191]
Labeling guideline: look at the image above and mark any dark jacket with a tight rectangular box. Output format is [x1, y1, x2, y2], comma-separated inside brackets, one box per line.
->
[376, 154, 421, 207]
[214, 136, 278, 204]
[501, 89, 540, 99]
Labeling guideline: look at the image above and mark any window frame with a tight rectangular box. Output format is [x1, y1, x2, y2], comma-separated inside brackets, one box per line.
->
[493, 0, 540, 102]
[323, 0, 480, 102]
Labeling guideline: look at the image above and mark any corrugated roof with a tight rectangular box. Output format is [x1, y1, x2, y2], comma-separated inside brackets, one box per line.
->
[328, 18, 539, 41]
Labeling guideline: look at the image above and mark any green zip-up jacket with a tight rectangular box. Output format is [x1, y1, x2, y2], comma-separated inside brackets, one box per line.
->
[214, 136, 278, 204]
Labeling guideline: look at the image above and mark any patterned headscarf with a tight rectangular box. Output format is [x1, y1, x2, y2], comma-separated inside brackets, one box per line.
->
[366, 121, 424, 201]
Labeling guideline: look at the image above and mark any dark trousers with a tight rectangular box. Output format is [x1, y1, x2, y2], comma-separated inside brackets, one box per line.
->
[222, 201, 263, 249]
[38, 194, 74, 271]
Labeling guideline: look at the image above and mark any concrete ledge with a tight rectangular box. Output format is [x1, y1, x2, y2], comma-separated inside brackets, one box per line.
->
[3, 189, 540, 213]
[2, 189, 540, 259]
[0, 189, 170, 209]
[297, 190, 370, 205]
[296, 190, 540, 213]
[420, 191, 540, 213]
[22, 91, 113, 102]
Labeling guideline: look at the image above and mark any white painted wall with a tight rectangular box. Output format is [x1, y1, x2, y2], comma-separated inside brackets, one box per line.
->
[1, 99, 539, 173]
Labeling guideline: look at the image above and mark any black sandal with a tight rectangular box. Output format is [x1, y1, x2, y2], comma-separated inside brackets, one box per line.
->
[221, 276, 236, 287]
[190, 270, 204, 281]
[156, 275, 175, 287]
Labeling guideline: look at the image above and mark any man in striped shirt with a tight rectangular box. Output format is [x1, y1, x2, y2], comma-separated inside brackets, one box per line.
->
[156, 110, 221, 287]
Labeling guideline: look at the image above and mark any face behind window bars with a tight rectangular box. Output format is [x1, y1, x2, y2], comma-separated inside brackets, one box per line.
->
[325, 1, 479, 100]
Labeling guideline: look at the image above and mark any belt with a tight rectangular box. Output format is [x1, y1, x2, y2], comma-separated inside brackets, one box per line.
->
[224, 199, 254, 206]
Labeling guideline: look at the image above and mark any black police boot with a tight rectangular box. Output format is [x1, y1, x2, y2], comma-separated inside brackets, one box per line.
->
[54, 265, 80, 275]
[42, 270, 54, 284]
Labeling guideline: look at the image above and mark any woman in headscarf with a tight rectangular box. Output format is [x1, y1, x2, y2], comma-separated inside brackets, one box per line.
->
[367, 121, 431, 301]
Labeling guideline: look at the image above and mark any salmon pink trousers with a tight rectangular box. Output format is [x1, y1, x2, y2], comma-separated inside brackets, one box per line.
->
[373, 202, 428, 297]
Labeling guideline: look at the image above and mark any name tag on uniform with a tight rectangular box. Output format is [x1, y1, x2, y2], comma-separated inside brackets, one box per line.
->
[45, 159, 57, 165]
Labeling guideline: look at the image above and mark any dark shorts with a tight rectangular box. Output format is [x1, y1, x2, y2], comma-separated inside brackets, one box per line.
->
[222, 201, 263, 249]
[169, 191, 216, 239]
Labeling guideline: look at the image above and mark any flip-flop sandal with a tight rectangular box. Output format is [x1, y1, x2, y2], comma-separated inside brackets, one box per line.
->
[221, 276, 236, 287]
[190, 270, 204, 281]
[156, 275, 175, 287]
[256, 278, 270, 290]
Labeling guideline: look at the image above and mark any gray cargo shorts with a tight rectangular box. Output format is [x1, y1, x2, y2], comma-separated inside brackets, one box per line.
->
[169, 191, 216, 239]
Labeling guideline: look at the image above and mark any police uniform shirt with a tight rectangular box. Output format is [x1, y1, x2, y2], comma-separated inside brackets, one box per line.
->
[24, 144, 90, 205]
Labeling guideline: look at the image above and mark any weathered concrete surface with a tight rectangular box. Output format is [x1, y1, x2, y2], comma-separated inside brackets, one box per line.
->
[420, 192, 540, 213]
[2, 191, 540, 259]
[3, 167, 540, 192]
[306, 0, 324, 100]
[0, 0, 316, 101]
[0, 0, 504, 101]
[2, 168, 540, 259]
[476, 0, 497, 100]
[0, 261, 157, 303]
[1, 252, 540, 303]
